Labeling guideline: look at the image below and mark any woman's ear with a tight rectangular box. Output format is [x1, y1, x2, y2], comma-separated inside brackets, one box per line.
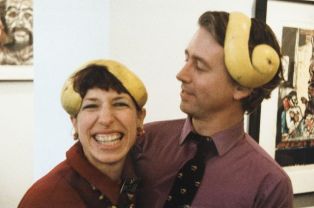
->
[137, 108, 146, 127]
[70, 116, 79, 140]
[233, 86, 253, 100]
[71, 116, 78, 133]
[136, 108, 146, 137]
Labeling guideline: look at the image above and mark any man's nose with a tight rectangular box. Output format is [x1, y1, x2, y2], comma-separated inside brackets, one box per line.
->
[176, 62, 192, 83]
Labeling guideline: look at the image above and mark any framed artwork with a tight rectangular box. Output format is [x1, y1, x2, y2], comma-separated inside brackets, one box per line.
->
[255, 0, 314, 194]
[0, 0, 33, 80]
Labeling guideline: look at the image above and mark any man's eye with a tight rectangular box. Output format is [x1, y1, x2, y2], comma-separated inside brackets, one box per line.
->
[195, 64, 203, 71]
[195, 61, 206, 71]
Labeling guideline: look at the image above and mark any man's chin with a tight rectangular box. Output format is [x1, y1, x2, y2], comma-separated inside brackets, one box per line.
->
[180, 103, 192, 115]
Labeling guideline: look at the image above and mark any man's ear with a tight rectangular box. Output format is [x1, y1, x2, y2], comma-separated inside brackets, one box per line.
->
[233, 86, 253, 100]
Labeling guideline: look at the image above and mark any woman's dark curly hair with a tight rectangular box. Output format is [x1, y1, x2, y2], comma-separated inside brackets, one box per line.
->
[72, 64, 141, 111]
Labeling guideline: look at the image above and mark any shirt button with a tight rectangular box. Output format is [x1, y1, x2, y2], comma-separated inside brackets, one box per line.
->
[167, 195, 172, 201]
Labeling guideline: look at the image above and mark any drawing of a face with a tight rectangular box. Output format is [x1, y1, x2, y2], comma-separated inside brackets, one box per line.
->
[5, 0, 33, 46]
[290, 93, 298, 106]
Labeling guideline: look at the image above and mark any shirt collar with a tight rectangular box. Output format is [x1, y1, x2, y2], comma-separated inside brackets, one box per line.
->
[179, 117, 245, 156]
[179, 117, 194, 145]
[66, 142, 138, 204]
[211, 120, 245, 156]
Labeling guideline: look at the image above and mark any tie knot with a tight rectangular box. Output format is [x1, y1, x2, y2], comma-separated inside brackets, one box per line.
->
[189, 132, 217, 160]
[189, 132, 212, 143]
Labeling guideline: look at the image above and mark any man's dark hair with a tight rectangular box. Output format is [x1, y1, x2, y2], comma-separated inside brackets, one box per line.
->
[198, 11, 283, 113]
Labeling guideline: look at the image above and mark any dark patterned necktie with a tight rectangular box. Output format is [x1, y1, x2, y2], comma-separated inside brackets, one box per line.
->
[163, 132, 217, 208]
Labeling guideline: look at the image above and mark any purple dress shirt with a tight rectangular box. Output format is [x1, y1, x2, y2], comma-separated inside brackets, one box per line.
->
[133, 118, 293, 208]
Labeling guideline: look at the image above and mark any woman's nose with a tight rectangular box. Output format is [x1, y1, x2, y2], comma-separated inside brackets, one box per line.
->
[98, 107, 114, 126]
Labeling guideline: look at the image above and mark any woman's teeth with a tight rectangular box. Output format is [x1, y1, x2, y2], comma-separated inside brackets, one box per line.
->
[94, 133, 122, 144]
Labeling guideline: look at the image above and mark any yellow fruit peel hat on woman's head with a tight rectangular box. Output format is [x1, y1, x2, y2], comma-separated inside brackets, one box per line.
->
[60, 59, 148, 116]
[224, 12, 280, 88]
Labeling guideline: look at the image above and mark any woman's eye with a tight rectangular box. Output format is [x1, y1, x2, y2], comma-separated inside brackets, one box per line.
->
[114, 102, 130, 107]
[82, 104, 98, 110]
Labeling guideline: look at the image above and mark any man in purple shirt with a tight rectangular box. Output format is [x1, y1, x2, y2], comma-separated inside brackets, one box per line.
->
[133, 11, 293, 207]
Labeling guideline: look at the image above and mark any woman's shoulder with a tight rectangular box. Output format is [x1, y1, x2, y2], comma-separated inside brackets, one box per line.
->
[18, 161, 84, 208]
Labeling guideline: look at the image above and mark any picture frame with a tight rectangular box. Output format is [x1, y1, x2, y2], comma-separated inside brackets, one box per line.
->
[254, 0, 314, 194]
[0, 66, 33, 81]
[0, 0, 33, 81]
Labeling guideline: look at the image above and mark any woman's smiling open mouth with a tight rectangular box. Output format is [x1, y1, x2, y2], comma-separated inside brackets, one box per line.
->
[94, 133, 123, 145]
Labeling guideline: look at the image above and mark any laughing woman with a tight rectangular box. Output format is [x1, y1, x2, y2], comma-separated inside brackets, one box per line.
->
[18, 59, 147, 208]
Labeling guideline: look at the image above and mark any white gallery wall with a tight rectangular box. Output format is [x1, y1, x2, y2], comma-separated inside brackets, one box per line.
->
[33, 0, 110, 180]
[109, 0, 255, 122]
[1, 0, 110, 207]
[0, 82, 33, 208]
[0, 1, 256, 207]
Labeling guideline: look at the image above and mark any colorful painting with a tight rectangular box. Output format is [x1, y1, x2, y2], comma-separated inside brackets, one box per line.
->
[275, 27, 314, 166]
